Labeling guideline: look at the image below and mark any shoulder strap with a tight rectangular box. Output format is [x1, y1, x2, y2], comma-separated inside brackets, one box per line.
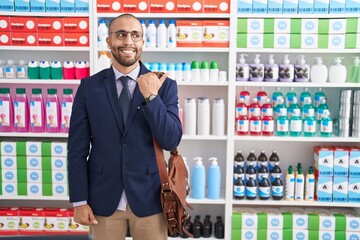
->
[153, 138, 171, 192]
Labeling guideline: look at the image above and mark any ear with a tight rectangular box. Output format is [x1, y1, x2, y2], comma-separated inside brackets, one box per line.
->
[106, 37, 111, 49]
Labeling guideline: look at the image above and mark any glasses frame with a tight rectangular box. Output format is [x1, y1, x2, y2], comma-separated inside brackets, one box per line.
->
[109, 30, 143, 42]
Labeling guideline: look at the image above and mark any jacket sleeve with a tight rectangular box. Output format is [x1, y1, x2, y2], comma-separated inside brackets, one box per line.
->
[141, 79, 182, 151]
[67, 80, 91, 203]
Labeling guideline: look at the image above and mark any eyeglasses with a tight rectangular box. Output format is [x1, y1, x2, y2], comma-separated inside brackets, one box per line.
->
[109, 30, 143, 42]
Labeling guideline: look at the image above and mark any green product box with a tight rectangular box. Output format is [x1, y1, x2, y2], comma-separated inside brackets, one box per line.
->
[264, 33, 274, 48]
[43, 183, 53, 196]
[41, 141, 67, 157]
[237, 18, 248, 33]
[42, 170, 53, 184]
[291, 19, 302, 34]
[237, 33, 247, 48]
[318, 34, 329, 48]
[232, 213, 242, 229]
[346, 18, 359, 33]
[17, 156, 26, 169]
[17, 169, 27, 183]
[308, 213, 336, 231]
[290, 34, 301, 48]
[232, 229, 241, 239]
[42, 157, 52, 171]
[257, 213, 267, 229]
[345, 33, 357, 48]
[283, 229, 309, 240]
[336, 231, 360, 239]
[264, 18, 275, 33]
[335, 214, 346, 231]
[309, 230, 335, 240]
[318, 19, 330, 34]
[1, 141, 26, 156]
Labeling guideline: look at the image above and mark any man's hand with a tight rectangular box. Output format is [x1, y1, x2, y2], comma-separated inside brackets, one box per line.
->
[74, 204, 98, 226]
[137, 72, 167, 99]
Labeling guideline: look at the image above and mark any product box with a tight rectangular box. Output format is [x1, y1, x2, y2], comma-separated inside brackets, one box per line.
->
[60, 0, 75, 12]
[43, 183, 68, 197]
[18, 183, 42, 196]
[242, 33, 264, 48]
[329, 0, 345, 12]
[0, 16, 10, 31]
[241, 229, 258, 239]
[301, 34, 318, 48]
[264, 33, 290, 48]
[10, 17, 37, 32]
[283, 229, 309, 240]
[298, 0, 314, 12]
[96, 0, 122, 12]
[38, 32, 63, 46]
[335, 213, 360, 232]
[75, 0, 89, 12]
[68, 209, 90, 233]
[42, 170, 67, 184]
[238, 0, 253, 12]
[41, 141, 67, 157]
[333, 146, 349, 176]
[301, 19, 318, 34]
[241, 212, 258, 229]
[349, 147, 360, 177]
[176, 20, 203, 47]
[1, 141, 26, 156]
[308, 213, 336, 230]
[0, 0, 15, 11]
[1, 156, 17, 169]
[18, 207, 44, 235]
[41, 156, 67, 171]
[43, 208, 68, 233]
[268, 0, 283, 12]
[204, 0, 230, 13]
[314, 146, 334, 177]
[315, 176, 333, 202]
[313, 0, 329, 13]
[283, 0, 299, 13]
[122, 0, 149, 12]
[267, 211, 283, 229]
[348, 177, 360, 203]
[336, 231, 360, 240]
[0, 32, 11, 46]
[25, 141, 42, 156]
[309, 230, 335, 240]
[345, 0, 360, 12]
[176, 0, 203, 12]
[0, 207, 19, 236]
[15, 0, 30, 12]
[45, 0, 61, 12]
[282, 209, 308, 230]
[63, 17, 89, 33]
[37, 18, 63, 33]
[253, 0, 268, 13]
[2, 169, 17, 182]
[345, 33, 358, 48]
[30, 0, 45, 11]
[149, 0, 176, 12]
[333, 177, 348, 202]
[345, 18, 359, 33]
[319, 18, 346, 34]
[0, 182, 17, 196]
[202, 20, 229, 47]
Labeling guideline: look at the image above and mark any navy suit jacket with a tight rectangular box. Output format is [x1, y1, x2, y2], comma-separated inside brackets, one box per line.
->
[67, 62, 182, 217]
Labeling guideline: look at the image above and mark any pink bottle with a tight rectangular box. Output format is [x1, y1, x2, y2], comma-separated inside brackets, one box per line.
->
[75, 61, 87, 79]
[46, 89, 60, 133]
[249, 98, 261, 118]
[236, 115, 249, 135]
[63, 61, 75, 79]
[239, 87, 250, 107]
[249, 115, 261, 136]
[29, 88, 45, 132]
[14, 88, 29, 132]
[261, 98, 273, 118]
[0, 88, 14, 132]
[235, 98, 248, 119]
[262, 115, 274, 136]
[256, 86, 267, 107]
[61, 88, 74, 133]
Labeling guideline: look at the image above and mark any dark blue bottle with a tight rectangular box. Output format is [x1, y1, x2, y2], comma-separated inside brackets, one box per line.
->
[245, 176, 257, 200]
[259, 176, 270, 200]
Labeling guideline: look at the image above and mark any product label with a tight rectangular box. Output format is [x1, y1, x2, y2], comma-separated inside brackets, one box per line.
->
[0, 100, 10, 126]
[245, 186, 257, 198]
[262, 107, 273, 117]
[61, 102, 72, 129]
[14, 101, 26, 128]
[276, 107, 287, 118]
[321, 120, 333, 133]
[236, 107, 247, 117]
[234, 185, 245, 197]
[240, 95, 250, 106]
[46, 102, 58, 128]
[259, 186, 270, 198]
[314, 96, 325, 108]
[272, 186, 284, 197]
[262, 119, 274, 133]
[304, 120, 316, 133]
[237, 119, 249, 133]
[30, 101, 43, 127]
[303, 108, 315, 118]
[17, 67, 26, 78]
[249, 107, 260, 117]
[277, 119, 289, 132]
[5, 67, 15, 78]
[290, 119, 302, 132]
[250, 119, 261, 133]
[289, 108, 301, 118]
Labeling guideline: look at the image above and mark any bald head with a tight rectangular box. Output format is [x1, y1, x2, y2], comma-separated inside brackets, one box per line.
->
[108, 14, 142, 35]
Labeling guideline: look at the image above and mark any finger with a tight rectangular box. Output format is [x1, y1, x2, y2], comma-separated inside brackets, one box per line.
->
[89, 213, 98, 225]
[159, 72, 168, 84]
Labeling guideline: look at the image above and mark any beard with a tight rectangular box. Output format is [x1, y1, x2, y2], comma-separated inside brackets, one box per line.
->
[110, 46, 142, 67]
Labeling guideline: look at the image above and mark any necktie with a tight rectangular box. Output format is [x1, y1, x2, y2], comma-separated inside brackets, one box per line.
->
[119, 76, 131, 124]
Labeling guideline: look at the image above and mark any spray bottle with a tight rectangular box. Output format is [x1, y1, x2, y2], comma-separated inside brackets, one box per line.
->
[208, 157, 221, 199]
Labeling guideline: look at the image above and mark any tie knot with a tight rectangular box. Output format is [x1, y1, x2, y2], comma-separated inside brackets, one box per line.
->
[120, 76, 129, 87]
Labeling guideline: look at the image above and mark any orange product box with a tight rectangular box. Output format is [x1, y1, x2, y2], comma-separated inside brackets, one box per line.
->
[0, 207, 19, 235]
[68, 209, 90, 233]
[63, 32, 89, 47]
[123, 0, 149, 12]
[11, 32, 37, 46]
[149, 0, 176, 12]
[96, 0, 123, 12]
[0, 32, 11, 46]
[176, 0, 203, 13]
[19, 207, 44, 235]
[37, 17, 63, 33]
[63, 17, 89, 33]
[176, 20, 203, 47]
[44, 208, 68, 234]
[203, 0, 230, 13]
[10, 17, 37, 32]
[0, 16, 10, 31]
[38, 32, 63, 46]
[202, 20, 229, 47]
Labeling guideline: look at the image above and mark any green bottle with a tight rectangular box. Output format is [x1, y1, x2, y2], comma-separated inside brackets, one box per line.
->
[302, 98, 315, 119]
[348, 57, 360, 83]
[289, 115, 302, 136]
[275, 97, 287, 120]
[320, 110, 333, 137]
[288, 97, 301, 119]
[314, 88, 326, 110]
[276, 115, 288, 136]
[286, 87, 297, 108]
[300, 87, 311, 108]
[272, 87, 283, 109]
[316, 98, 329, 125]
[303, 115, 316, 137]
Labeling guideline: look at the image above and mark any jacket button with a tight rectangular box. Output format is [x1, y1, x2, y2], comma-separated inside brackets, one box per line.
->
[122, 143, 127, 147]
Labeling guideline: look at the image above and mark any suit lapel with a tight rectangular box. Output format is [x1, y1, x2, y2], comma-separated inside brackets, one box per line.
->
[103, 68, 124, 133]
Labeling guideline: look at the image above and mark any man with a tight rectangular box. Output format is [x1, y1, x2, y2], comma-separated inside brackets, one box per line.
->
[67, 13, 182, 240]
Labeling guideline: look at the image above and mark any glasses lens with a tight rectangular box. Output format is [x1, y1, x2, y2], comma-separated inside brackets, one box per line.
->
[131, 32, 142, 42]
[113, 31, 142, 42]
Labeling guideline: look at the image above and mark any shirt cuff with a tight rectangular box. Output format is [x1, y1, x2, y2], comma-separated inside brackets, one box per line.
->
[72, 201, 87, 207]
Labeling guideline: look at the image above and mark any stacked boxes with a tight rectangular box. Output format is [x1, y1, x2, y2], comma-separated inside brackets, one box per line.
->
[236, 17, 360, 49]
[0, 0, 89, 12]
[0, 140, 68, 198]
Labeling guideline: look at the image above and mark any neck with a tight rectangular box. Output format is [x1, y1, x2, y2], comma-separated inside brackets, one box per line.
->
[113, 61, 140, 74]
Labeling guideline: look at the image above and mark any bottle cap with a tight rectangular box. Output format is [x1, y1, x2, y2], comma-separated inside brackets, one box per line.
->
[208, 157, 218, 166]
[47, 88, 57, 94]
[308, 166, 313, 174]
[194, 157, 203, 165]
[288, 165, 293, 174]
[268, 55, 275, 65]
[159, 63, 167, 72]
[283, 55, 290, 65]
[176, 63, 183, 71]
[32, 88, 42, 94]
[239, 54, 248, 64]
[159, 20, 165, 24]
[16, 88, 25, 94]
[140, 19, 145, 24]
[297, 55, 306, 65]
[183, 63, 191, 71]
[314, 57, 323, 65]
[149, 20, 155, 24]
[63, 89, 73, 94]
[201, 61, 209, 69]
[254, 54, 261, 64]
[191, 61, 200, 69]
[169, 20, 175, 24]
[167, 63, 175, 71]
[0, 88, 10, 94]
[210, 61, 218, 69]
[99, 19, 106, 24]
[333, 57, 343, 65]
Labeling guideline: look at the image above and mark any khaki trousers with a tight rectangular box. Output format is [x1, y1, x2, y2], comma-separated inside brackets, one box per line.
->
[90, 205, 168, 240]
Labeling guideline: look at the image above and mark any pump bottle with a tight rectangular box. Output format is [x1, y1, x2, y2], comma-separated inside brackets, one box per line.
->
[294, 55, 310, 82]
[249, 54, 264, 82]
[310, 57, 328, 83]
[279, 54, 294, 82]
[236, 54, 249, 81]
[264, 54, 279, 82]
[348, 56, 360, 83]
[208, 157, 221, 199]
[192, 157, 206, 199]
[329, 57, 347, 83]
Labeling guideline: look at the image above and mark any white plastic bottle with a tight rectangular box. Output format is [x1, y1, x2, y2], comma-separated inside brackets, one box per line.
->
[329, 57, 347, 83]
[184, 98, 197, 135]
[295, 166, 304, 201]
[285, 165, 295, 201]
[140, 19, 147, 43]
[97, 19, 108, 48]
[197, 97, 210, 136]
[212, 98, 225, 136]
[98, 52, 111, 72]
[305, 166, 315, 201]
[167, 20, 177, 48]
[310, 57, 328, 83]
[5, 60, 16, 79]
[16, 60, 27, 79]
[146, 20, 157, 48]
[157, 19, 167, 48]
[175, 63, 183, 82]
[294, 55, 310, 82]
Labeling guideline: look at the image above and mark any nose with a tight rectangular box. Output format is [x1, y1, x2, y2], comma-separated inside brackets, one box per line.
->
[123, 32, 134, 45]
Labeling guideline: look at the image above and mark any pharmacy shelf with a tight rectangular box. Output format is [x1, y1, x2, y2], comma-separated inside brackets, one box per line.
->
[233, 199, 360, 208]
[97, 47, 229, 52]
[178, 81, 229, 86]
[1, 12, 89, 17]
[0, 46, 90, 51]
[0, 196, 68, 201]
[187, 198, 226, 205]
[234, 81, 360, 88]
[237, 13, 360, 19]
[126, 238, 219, 240]
[234, 136, 360, 142]
[0, 79, 80, 84]
[236, 48, 360, 54]
[0, 132, 68, 138]
[182, 135, 227, 140]
[96, 13, 230, 19]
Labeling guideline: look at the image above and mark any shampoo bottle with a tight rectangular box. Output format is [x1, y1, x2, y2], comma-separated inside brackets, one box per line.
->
[29, 88, 45, 133]
[348, 56, 360, 83]
[264, 54, 279, 82]
[208, 157, 221, 199]
[0, 88, 13, 132]
[294, 55, 310, 82]
[285, 165, 295, 201]
[295, 166, 304, 201]
[14, 88, 29, 132]
[305, 166, 315, 201]
[310, 57, 328, 83]
[45, 89, 60, 133]
[192, 157, 206, 199]
[279, 54, 294, 82]
[249, 54, 264, 82]
[61, 89, 74, 133]
[329, 57, 347, 83]
[236, 54, 249, 81]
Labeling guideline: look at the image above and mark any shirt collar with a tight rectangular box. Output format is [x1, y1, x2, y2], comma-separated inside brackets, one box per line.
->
[112, 64, 141, 82]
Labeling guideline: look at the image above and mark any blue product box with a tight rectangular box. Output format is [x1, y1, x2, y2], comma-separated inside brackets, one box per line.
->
[60, 0, 75, 12]
[238, 0, 253, 12]
[15, 0, 30, 11]
[334, 147, 349, 177]
[46, 0, 60, 12]
[348, 177, 360, 203]
[298, 0, 314, 12]
[315, 176, 333, 202]
[333, 177, 348, 202]
[313, 0, 329, 13]
[268, 0, 283, 12]
[330, 0, 345, 12]
[283, 0, 299, 13]
[253, 0, 268, 13]
[30, 0, 45, 11]
[349, 148, 360, 177]
[345, 0, 360, 12]
[75, 0, 89, 12]
[0, 0, 14, 11]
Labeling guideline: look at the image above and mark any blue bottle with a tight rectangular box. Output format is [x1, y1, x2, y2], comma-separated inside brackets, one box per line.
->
[192, 157, 206, 199]
[208, 157, 221, 199]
